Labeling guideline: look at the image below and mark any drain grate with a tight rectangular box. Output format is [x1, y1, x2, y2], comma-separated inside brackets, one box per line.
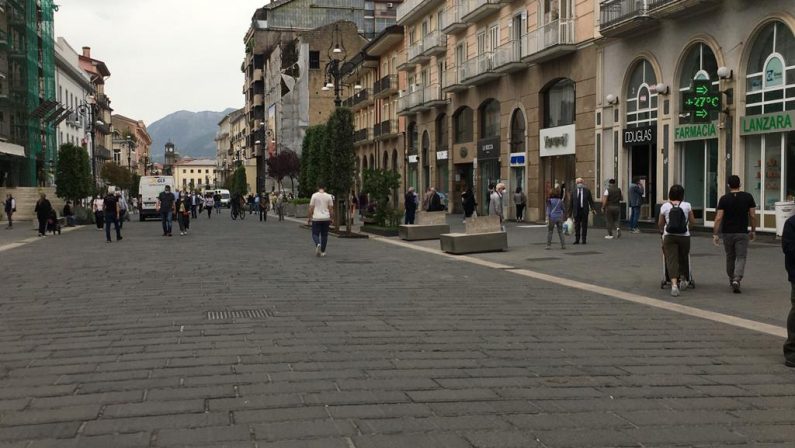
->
[206, 309, 272, 320]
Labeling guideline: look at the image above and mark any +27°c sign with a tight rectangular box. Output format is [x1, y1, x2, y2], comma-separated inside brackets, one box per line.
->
[682, 79, 721, 123]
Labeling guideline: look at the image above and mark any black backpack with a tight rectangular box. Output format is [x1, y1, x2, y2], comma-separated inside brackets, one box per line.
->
[666, 202, 688, 234]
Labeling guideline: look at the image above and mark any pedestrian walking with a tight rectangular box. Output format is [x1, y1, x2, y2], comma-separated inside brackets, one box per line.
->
[569, 177, 596, 245]
[116, 190, 128, 230]
[713, 175, 757, 293]
[132, 197, 139, 215]
[204, 193, 214, 219]
[92, 194, 104, 231]
[780, 213, 795, 367]
[102, 188, 122, 243]
[258, 193, 268, 222]
[462, 187, 477, 221]
[157, 185, 176, 237]
[189, 192, 198, 219]
[546, 188, 566, 250]
[4, 193, 15, 229]
[514, 187, 527, 222]
[308, 185, 334, 257]
[629, 177, 644, 233]
[489, 183, 506, 229]
[276, 193, 285, 221]
[404, 187, 418, 224]
[214, 193, 222, 214]
[177, 191, 191, 236]
[34, 193, 52, 237]
[247, 194, 255, 215]
[658, 184, 695, 297]
[601, 178, 623, 239]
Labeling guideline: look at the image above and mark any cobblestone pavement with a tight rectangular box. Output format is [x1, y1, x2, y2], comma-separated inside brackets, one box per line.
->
[1, 211, 795, 447]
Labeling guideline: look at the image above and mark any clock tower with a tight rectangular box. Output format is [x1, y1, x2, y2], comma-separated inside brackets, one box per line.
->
[164, 141, 177, 175]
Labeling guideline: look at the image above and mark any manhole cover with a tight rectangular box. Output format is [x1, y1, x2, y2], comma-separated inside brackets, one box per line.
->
[563, 251, 602, 256]
[206, 309, 271, 320]
[526, 257, 561, 261]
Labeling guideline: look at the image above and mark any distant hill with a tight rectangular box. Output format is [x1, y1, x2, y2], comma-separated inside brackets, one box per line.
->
[148, 108, 236, 162]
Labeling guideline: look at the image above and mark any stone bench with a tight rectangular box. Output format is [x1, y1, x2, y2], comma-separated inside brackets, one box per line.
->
[399, 211, 450, 241]
[440, 215, 507, 254]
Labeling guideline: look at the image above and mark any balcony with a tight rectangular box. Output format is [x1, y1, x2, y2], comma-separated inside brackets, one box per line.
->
[461, 0, 509, 24]
[250, 68, 263, 86]
[374, 119, 398, 140]
[397, 0, 446, 26]
[396, 52, 415, 72]
[421, 31, 447, 57]
[350, 89, 372, 111]
[252, 94, 264, 107]
[373, 75, 398, 99]
[599, 0, 715, 36]
[522, 19, 576, 64]
[460, 53, 500, 86]
[442, 68, 468, 93]
[353, 128, 371, 145]
[493, 40, 526, 73]
[441, 5, 467, 34]
[407, 41, 428, 64]
[398, 84, 447, 115]
[398, 88, 423, 115]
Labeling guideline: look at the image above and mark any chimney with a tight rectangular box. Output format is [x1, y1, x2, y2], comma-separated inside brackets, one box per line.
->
[82, 47, 91, 58]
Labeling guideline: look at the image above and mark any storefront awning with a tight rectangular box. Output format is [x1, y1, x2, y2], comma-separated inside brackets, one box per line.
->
[0, 142, 25, 158]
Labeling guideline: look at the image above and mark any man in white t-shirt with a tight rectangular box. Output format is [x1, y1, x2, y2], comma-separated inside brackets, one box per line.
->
[307, 185, 334, 257]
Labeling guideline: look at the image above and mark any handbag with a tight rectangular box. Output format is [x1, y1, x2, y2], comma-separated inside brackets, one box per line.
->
[563, 217, 574, 235]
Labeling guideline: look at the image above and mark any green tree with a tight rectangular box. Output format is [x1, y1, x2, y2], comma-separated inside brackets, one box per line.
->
[130, 174, 141, 199]
[298, 133, 313, 198]
[100, 162, 133, 191]
[323, 108, 356, 231]
[230, 165, 247, 197]
[362, 168, 401, 227]
[55, 143, 93, 203]
[307, 125, 328, 194]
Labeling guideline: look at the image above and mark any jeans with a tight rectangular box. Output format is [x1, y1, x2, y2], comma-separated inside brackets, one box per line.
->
[663, 234, 691, 282]
[65, 215, 76, 227]
[6, 211, 12, 227]
[312, 220, 331, 252]
[405, 208, 416, 224]
[191, 205, 198, 218]
[215, 204, 221, 214]
[178, 213, 190, 232]
[259, 208, 267, 221]
[629, 206, 641, 230]
[785, 283, 795, 363]
[161, 211, 173, 235]
[574, 211, 589, 243]
[723, 233, 750, 282]
[207, 207, 212, 218]
[547, 220, 565, 247]
[605, 205, 620, 236]
[104, 214, 121, 241]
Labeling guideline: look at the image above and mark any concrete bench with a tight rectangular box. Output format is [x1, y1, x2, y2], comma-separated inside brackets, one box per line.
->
[399, 211, 450, 241]
[440, 215, 507, 254]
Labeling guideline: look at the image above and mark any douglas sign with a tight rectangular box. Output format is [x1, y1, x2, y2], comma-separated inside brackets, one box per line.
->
[623, 126, 656, 145]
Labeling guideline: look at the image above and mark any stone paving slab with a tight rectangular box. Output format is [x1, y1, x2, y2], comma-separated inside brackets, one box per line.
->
[0, 213, 794, 446]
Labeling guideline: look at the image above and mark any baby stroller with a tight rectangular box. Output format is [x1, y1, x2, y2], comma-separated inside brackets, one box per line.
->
[660, 243, 694, 289]
[46, 210, 61, 235]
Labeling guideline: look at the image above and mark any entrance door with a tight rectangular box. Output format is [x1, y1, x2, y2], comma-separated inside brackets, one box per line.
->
[453, 163, 474, 213]
[680, 140, 719, 223]
[630, 144, 656, 219]
[479, 159, 500, 216]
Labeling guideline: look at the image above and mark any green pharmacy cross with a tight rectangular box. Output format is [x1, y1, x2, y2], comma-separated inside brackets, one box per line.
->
[682, 80, 722, 123]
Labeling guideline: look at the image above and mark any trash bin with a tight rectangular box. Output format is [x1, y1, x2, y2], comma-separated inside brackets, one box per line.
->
[775, 201, 795, 237]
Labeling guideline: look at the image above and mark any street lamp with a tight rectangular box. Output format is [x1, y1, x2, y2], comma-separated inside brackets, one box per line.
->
[322, 24, 348, 108]
[125, 135, 133, 170]
[76, 94, 98, 188]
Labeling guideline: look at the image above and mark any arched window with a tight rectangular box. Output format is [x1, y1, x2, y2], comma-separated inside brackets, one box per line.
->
[510, 108, 526, 152]
[362, 155, 368, 171]
[422, 131, 430, 167]
[626, 60, 658, 127]
[479, 99, 500, 139]
[678, 43, 719, 124]
[543, 79, 575, 128]
[436, 113, 448, 150]
[408, 122, 418, 151]
[453, 107, 473, 144]
[745, 21, 795, 115]
[382, 151, 388, 170]
[369, 154, 374, 170]
[392, 149, 398, 173]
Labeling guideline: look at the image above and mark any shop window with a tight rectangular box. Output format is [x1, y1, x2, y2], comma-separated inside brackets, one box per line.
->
[479, 99, 500, 139]
[510, 108, 526, 152]
[453, 107, 473, 144]
[309, 51, 320, 69]
[745, 21, 795, 114]
[543, 79, 575, 128]
[407, 122, 418, 151]
[625, 60, 658, 128]
[436, 113, 448, 150]
[678, 43, 719, 124]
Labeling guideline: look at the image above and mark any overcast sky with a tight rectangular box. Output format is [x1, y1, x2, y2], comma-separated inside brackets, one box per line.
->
[55, 0, 265, 126]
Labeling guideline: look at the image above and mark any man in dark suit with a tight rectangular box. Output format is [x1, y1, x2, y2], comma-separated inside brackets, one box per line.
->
[569, 177, 596, 244]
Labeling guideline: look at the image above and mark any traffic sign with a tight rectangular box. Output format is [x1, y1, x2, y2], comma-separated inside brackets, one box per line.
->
[682, 80, 721, 123]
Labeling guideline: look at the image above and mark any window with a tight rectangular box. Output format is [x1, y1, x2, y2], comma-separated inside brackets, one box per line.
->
[453, 107, 473, 143]
[479, 99, 500, 139]
[510, 109, 526, 152]
[678, 43, 719, 124]
[408, 122, 418, 151]
[544, 78, 575, 128]
[190, 169, 194, 173]
[436, 113, 448, 150]
[625, 60, 658, 127]
[745, 21, 795, 115]
[309, 51, 320, 69]
[183, 169, 186, 173]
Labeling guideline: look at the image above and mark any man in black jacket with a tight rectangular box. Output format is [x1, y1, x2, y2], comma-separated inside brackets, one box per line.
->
[569, 177, 596, 245]
[782, 214, 795, 367]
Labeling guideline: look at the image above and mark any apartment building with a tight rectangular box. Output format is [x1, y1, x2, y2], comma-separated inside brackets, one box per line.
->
[342, 26, 405, 202]
[397, 0, 597, 220]
[596, 0, 795, 232]
[111, 114, 153, 176]
[55, 38, 93, 152]
[78, 47, 113, 174]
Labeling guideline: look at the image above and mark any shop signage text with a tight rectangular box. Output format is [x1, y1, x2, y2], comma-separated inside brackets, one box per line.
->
[674, 122, 718, 142]
[509, 153, 526, 167]
[477, 136, 500, 160]
[623, 125, 656, 145]
[682, 80, 721, 123]
[540, 124, 576, 157]
[407, 154, 418, 164]
[740, 111, 794, 136]
[436, 150, 449, 161]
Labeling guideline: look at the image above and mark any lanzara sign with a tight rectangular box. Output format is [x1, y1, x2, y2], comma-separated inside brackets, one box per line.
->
[740, 111, 794, 136]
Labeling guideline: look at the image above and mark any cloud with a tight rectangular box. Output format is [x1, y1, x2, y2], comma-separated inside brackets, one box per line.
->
[55, 0, 264, 125]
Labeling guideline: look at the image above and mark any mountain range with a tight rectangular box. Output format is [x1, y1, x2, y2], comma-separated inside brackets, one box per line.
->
[148, 108, 236, 162]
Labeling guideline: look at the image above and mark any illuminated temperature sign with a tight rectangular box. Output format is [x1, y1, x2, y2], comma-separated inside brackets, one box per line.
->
[682, 80, 721, 123]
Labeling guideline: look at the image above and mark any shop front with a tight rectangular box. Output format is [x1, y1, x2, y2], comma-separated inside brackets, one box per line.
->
[477, 136, 500, 216]
[624, 125, 657, 220]
[436, 148, 449, 209]
[674, 122, 719, 224]
[509, 152, 526, 220]
[741, 111, 795, 231]
[540, 124, 576, 201]
[407, 153, 419, 191]
[452, 146, 474, 214]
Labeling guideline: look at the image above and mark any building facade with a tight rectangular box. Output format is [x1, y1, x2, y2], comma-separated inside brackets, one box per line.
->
[397, 0, 597, 220]
[597, 0, 795, 232]
[55, 38, 92, 152]
[173, 159, 219, 192]
[111, 114, 153, 176]
[78, 46, 113, 177]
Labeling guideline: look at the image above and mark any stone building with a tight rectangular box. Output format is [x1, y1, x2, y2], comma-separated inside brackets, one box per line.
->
[78, 47, 113, 177]
[110, 114, 153, 176]
[596, 0, 795, 232]
[173, 158, 218, 192]
[55, 38, 93, 153]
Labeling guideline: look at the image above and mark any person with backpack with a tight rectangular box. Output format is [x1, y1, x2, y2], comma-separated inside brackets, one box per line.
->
[601, 178, 623, 239]
[546, 188, 566, 250]
[4, 193, 15, 229]
[712, 175, 757, 293]
[102, 188, 121, 243]
[658, 184, 696, 297]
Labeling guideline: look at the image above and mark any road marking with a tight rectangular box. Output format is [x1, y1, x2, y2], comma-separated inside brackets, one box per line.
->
[370, 235, 787, 339]
[0, 226, 84, 253]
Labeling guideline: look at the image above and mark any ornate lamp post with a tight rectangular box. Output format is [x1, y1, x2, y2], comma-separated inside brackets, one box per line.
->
[76, 94, 98, 188]
[322, 24, 347, 108]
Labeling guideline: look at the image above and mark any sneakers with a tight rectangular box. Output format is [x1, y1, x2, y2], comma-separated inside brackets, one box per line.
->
[632, 228, 641, 234]
[680, 279, 689, 290]
[545, 245, 551, 250]
[315, 244, 321, 257]
[605, 235, 614, 239]
[180, 232, 185, 236]
[785, 359, 795, 368]
[320, 252, 326, 257]
[671, 284, 680, 297]
[731, 280, 741, 294]
[616, 228, 622, 239]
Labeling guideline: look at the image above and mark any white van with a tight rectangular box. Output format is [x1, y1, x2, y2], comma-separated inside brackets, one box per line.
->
[138, 176, 176, 221]
[206, 188, 231, 208]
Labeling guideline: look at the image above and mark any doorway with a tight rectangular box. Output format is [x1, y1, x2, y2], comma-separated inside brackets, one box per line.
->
[453, 163, 474, 213]
[629, 144, 656, 219]
[479, 159, 500, 216]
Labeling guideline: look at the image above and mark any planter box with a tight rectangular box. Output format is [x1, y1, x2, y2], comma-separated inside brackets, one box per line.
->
[285, 203, 297, 217]
[294, 204, 309, 218]
[360, 225, 399, 237]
